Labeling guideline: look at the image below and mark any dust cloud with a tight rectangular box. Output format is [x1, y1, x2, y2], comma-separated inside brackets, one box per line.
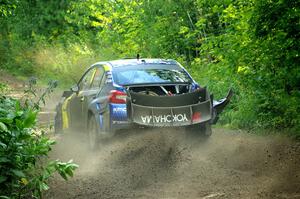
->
[46, 128, 300, 199]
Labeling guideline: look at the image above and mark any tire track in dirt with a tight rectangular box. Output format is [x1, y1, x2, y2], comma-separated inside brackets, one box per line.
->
[46, 128, 300, 199]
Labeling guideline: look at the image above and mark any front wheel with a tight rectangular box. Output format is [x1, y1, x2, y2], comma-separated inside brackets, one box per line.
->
[88, 115, 99, 150]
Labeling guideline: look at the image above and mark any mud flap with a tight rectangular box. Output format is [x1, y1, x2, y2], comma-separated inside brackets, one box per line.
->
[211, 89, 233, 124]
[127, 89, 213, 127]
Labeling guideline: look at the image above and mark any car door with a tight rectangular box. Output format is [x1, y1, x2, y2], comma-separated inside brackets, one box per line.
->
[68, 67, 97, 128]
[81, 66, 105, 126]
[96, 68, 110, 113]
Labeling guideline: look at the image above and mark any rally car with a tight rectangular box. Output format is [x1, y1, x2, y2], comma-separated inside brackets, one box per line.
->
[54, 58, 232, 149]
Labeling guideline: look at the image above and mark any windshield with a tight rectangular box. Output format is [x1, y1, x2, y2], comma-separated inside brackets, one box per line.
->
[112, 69, 192, 85]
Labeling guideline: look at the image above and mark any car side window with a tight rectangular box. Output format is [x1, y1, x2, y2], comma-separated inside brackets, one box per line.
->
[79, 68, 96, 91]
[99, 72, 107, 89]
[98, 71, 111, 97]
[90, 66, 104, 90]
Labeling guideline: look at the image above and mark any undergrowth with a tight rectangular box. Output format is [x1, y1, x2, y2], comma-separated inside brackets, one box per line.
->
[0, 80, 78, 198]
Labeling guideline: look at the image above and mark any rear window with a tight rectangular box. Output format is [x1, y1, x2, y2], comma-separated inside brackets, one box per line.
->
[112, 69, 192, 85]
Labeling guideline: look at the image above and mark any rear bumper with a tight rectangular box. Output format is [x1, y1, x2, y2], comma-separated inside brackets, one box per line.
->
[109, 101, 212, 130]
[130, 100, 212, 127]
[127, 89, 213, 127]
[110, 121, 211, 131]
[109, 88, 232, 129]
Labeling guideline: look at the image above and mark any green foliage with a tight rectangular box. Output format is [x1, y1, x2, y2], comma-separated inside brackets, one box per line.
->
[0, 0, 299, 133]
[0, 82, 78, 198]
[0, 83, 9, 94]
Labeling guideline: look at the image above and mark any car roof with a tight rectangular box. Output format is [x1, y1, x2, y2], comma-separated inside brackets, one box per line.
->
[92, 58, 182, 70]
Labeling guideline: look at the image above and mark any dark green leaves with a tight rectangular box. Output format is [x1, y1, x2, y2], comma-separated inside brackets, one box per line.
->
[0, 122, 8, 132]
[0, 91, 77, 198]
[55, 160, 79, 180]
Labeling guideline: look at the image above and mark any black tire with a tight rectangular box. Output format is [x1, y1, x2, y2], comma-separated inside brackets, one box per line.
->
[88, 115, 99, 150]
[101, 111, 116, 139]
[186, 122, 212, 138]
[203, 122, 212, 137]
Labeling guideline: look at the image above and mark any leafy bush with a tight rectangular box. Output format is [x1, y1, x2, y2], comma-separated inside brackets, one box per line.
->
[0, 82, 78, 198]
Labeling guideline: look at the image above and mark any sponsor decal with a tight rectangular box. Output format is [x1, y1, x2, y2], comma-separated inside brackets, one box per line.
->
[110, 104, 127, 122]
[112, 107, 126, 113]
[141, 114, 188, 124]
[112, 120, 128, 124]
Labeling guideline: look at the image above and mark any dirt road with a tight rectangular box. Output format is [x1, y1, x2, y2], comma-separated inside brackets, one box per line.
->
[46, 128, 300, 199]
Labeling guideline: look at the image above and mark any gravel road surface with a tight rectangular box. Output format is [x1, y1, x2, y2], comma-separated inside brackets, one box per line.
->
[46, 128, 300, 199]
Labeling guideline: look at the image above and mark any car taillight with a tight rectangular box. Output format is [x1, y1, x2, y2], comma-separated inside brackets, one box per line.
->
[109, 90, 127, 104]
[192, 112, 201, 123]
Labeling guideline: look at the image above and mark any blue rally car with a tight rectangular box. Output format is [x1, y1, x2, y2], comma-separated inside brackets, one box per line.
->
[54, 58, 232, 149]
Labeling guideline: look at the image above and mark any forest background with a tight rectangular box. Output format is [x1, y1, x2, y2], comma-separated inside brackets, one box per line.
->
[0, 0, 299, 134]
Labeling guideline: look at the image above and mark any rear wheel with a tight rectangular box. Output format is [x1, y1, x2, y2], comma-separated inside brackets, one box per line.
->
[88, 112, 116, 150]
[101, 111, 116, 138]
[88, 115, 99, 150]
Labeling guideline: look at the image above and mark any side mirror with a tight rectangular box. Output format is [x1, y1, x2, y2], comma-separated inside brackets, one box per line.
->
[70, 85, 79, 93]
[62, 90, 73, 98]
